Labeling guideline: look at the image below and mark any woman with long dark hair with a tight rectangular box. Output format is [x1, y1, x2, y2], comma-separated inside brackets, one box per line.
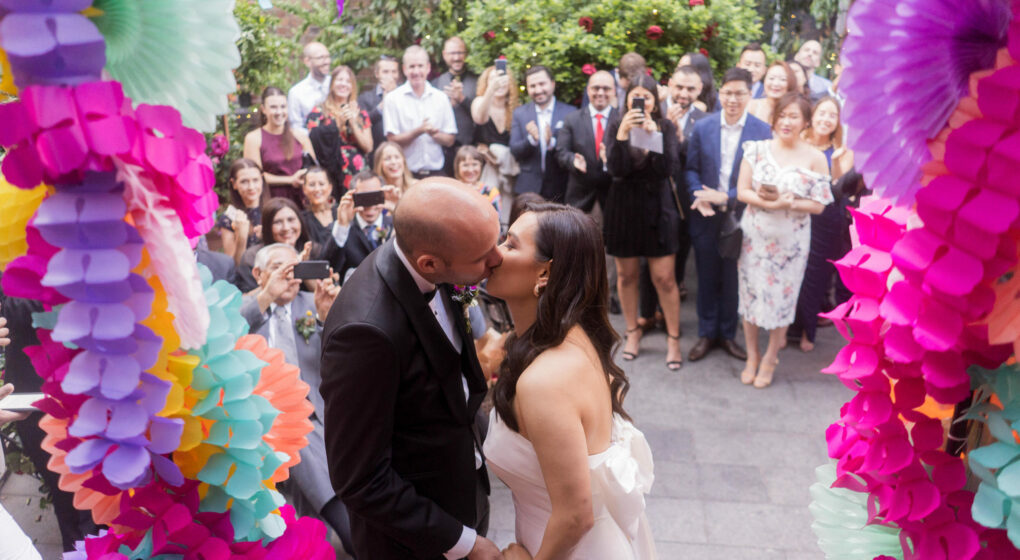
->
[484, 203, 655, 560]
[217, 158, 269, 265]
[236, 197, 321, 293]
[306, 65, 373, 199]
[243, 86, 315, 208]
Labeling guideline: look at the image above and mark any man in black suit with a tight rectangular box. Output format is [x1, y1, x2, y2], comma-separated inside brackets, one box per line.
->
[327, 170, 394, 283]
[433, 37, 479, 177]
[509, 66, 576, 202]
[555, 70, 616, 214]
[357, 55, 401, 163]
[320, 178, 503, 560]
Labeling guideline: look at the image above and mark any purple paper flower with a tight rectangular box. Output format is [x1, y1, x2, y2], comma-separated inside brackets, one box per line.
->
[841, 0, 1012, 205]
[0, 1, 106, 87]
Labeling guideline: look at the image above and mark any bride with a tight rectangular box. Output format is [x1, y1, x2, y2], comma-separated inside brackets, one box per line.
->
[483, 203, 656, 559]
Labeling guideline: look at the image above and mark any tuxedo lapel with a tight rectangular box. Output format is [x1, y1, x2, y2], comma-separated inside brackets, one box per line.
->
[375, 242, 467, 421]
[444, 288, 486, 412]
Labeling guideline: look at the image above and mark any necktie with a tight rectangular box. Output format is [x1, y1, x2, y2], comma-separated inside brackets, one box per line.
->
[594, 113, 604, 152]
[363, 224, 377, 249]
[272, 305, 300, 368]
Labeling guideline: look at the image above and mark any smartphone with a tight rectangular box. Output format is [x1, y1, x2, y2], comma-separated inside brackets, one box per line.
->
[758, 183, 779, 199]
[293, 260, 331, 280]
[633, 97, 646, 114]
[1, 392, 44, 412]
[495, 58, 507, 73]
[352, 190, 386, 208]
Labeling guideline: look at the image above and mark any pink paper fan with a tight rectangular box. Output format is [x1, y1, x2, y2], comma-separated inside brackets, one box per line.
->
[841, 0, 1013, 205]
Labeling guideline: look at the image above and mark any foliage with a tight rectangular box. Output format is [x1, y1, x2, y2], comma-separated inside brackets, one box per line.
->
[461, 0, 761, 105]
[234, 1, 301, 96]
[757, 0, 846, 77]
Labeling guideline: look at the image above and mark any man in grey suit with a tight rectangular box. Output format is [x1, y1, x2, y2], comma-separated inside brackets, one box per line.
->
[239, 243, 353, 556]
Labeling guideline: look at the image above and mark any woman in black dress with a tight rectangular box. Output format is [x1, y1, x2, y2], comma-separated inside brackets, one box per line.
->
[604, 74, 683, 370]
[300, 166, 337, 246]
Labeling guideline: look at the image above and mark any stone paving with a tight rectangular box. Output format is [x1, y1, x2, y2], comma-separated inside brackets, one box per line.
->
[2, 286, 850, 560]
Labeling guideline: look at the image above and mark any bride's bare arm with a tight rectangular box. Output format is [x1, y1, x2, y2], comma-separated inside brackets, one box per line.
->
[516, 352, 595, 559]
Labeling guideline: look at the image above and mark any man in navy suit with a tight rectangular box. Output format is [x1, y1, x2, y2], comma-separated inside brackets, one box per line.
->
[684, 67, 772, 362]
[328, 170, 394, 283]
[509, 65, 576, 202]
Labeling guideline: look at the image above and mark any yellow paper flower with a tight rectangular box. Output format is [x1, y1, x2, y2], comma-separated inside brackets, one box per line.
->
[0, 177, 48, 271]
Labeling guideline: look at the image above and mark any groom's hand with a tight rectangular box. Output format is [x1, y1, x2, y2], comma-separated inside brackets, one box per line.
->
[467, 535, 503, 560]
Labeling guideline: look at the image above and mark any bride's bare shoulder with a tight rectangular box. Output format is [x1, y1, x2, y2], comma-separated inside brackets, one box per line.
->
[516, 339, 592, 397]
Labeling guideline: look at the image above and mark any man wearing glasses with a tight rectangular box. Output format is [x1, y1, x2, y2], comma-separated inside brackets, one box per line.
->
[432, 37, 479, 175]
[288, 42, 332, 136]
[684, 67, 772, 363]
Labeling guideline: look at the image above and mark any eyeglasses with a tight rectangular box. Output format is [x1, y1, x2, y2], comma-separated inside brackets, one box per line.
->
[719, 90, 749, 99]
[444, 50, 467, 56]
[589, 85, 613, 92]
[309, 55, 331, 62]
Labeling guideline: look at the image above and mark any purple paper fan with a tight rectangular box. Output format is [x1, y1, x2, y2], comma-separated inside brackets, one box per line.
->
[841, 0, 1013, 205]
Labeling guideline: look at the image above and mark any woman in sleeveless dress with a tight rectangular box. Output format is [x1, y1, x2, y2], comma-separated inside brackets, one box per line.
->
[243, 86, 315, 208]
[735, 93, 833, 388]
[484, 202, 656, 560]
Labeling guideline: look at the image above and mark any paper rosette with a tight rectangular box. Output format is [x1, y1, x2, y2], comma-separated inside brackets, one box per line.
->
[0, 48, 16, 97]
[0, 176, 47, 271]
[841, 0, 1014, 205]
[809, 463, 904, 560]
[89, 0, 241, 132]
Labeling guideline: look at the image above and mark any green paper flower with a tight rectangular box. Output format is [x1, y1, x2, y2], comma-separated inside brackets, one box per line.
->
[809, 463, 904, 560]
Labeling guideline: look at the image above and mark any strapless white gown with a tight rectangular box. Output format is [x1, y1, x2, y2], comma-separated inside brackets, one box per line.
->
[484, 410, 657, 559]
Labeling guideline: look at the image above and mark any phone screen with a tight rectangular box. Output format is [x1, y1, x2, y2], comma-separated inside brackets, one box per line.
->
[352, 190, 386, 208]
[495, 59, 507, 73]
[293, 261, 331, 280]
[633, 97, 646, 114]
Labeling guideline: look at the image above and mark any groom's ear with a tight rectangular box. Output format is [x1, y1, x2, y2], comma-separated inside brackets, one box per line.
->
[415, 253, 438, 275]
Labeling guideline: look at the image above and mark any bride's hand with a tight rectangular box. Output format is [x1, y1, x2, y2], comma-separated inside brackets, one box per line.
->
[502, 543, 533, 560]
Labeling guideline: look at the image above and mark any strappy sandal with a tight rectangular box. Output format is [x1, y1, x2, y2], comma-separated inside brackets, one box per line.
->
[622, 327, 641, 361]
[666, 332, 683, 371]
[754, 359, 779, 389]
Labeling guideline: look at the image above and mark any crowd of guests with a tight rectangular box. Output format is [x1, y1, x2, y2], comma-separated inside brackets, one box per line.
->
[0, 34, 863, 556]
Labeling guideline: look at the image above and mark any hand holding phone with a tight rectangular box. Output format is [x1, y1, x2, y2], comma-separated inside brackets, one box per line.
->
[633, 97, 646, 115]
[758, 183, 779, 202]
[352, 190, 386, 208]
[293, 260, 331, 280]
[495, 58, 507, 74]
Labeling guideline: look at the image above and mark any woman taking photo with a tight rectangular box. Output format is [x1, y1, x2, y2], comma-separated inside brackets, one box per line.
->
[788, 96, 855, 352]
[300, 166, 338, 246]
[243, 86, 315, 208]
[735, 93, 833, 388]
[217, 158, 268, 266]
[454, 145, 501, 214]
[602, 74, 683, 371]
[306, 65, 373, 199]
[471, 64, 519, 194]
[747, 61, 798, 126]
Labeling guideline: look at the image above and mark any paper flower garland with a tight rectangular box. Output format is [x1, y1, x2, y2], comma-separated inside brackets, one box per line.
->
[808, 463, 904, 560]
[841, 0, 1014, 205]
[0, 0, 106, 88]
[0, 176, 47, 271]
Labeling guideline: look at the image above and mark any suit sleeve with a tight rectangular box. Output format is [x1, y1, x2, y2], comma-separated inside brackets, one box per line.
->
[319, 322, 465, 557]
[239, 296, 268, 333]
[554, 114, 577, 172]
[509, 109, 536, 160]
[685, 122, 705, 195]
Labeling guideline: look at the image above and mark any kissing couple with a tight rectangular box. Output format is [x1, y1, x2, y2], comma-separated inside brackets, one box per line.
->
[320, 178, 656, 559]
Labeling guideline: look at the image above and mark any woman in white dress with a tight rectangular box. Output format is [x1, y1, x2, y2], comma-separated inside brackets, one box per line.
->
[483, 203, 656, 560]
[735, 92, 833, 388]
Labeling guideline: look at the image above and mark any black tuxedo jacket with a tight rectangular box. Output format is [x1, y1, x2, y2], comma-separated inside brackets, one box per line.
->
[320, 240, 489, 559]
[325, 214, 393, 284]
[555, 106, 617, 213]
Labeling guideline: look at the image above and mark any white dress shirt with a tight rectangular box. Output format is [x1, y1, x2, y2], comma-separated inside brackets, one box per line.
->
[331, 213, 385, 248]
[382, 82, 458, 173]
[392, 241, 478, 560]
[588, 103, 611, 170]
[288, 72, 331, 136]
[527, 99, 559, 171]
[665, 98, 693, 133]
[719, 111, 749, 197]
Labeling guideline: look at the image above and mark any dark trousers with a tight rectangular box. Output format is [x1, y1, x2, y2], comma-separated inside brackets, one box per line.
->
[789, 203, 845, 342]
[689, 211, 739, 340]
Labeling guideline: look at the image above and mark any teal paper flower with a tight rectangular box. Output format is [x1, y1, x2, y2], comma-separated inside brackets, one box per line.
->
[809, 463, 904, 560]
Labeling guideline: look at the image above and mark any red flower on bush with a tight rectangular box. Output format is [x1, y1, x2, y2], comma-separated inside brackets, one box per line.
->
[689, 0, 704, 5]
[483, 30, 496, 41]
[582, 63, 596, 75]
[702, 22, 719, 41]
[578, 16, 593, 32]
[699, 47, 710, 57]
[646, 25, 663, 40]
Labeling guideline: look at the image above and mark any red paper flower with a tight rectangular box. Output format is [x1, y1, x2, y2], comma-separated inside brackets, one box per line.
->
[483, 30, 496, 41]
[578, 16, 593, 32]
[699, 47, 710, 57]
[646, 25, 663, 40]
[582, 64, 596, 75]
[689, 0, 704, 5]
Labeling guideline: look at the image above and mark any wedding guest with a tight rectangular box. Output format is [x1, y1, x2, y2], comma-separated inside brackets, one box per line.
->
[237, 197, 319, 294]
[747, 61, 798, 125]
[288, 42, 332, 136]
[735, 92, 832, 388]
[509, 191, 546, 227]
[240, 243, 352, 555]
[328, 171, 395, 283]
[300, 166, 338, 246]
[383, 45, 457, 178]
[615, 52, 646, 109]
[373, 141, 416, 196]
[358, 55, 402, 161]
[787, 60, 812, 97]
[739, 42, 768, 98]
[433, 36, 479, 174]
[684, 68, 771, 363]
[676, 52, 716, 112]
[0, 381, 42, 560]
[244, 86, 315, 208]
[794, 39, 832, 98]
[603, 73, 683, 370]
[454, 145, 501, 214]
[306, 65, 373, 198]
[217, 158, 268, 266]
[788, 96, 854, 352]
[510, 65, 576, 202]
[471, 63, 519, 197]
[555, 70, 616, 215]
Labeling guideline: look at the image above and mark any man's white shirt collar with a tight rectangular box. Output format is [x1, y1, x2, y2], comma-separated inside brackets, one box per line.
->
[722, 110, 749, 130]
[588, 103, 611, 119]
[394, 240, 436, 294]
[354, 213, 384, 231]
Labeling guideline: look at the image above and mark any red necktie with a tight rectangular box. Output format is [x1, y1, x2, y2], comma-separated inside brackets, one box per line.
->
[594, 113, 604, 150]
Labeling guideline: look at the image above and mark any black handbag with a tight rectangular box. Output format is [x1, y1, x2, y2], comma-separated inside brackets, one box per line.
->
[717, 199, 743, 260]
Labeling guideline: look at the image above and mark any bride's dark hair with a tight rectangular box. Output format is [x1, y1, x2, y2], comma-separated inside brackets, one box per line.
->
[492, 203, 631, 432]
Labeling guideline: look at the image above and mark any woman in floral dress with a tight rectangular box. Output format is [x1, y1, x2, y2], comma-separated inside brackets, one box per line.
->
[735, 93, 833, 388]
[306, 65, 373, 200]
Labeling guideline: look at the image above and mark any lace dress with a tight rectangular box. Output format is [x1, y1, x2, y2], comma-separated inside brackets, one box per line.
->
[484, 410, 656, 559]
[737, 140, 833, 329]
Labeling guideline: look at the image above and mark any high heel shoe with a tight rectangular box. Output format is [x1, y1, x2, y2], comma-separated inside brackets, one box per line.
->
[665, 333, 683, 371]
[621, 327, 641, 361]
[754, 359, 778, 388]
[740, 359, 758, 385]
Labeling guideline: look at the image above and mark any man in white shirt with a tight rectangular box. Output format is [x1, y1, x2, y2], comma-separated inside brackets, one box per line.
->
[383, 45, 458, 178]
[288, 42, 332, 136]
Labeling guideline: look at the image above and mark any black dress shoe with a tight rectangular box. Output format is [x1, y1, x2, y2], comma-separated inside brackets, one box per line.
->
[719, 338, 748, 361]
[687, 337, 715, 361]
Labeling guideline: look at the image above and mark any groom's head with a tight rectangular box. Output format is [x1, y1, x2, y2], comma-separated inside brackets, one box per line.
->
[394, 177, 502, 286]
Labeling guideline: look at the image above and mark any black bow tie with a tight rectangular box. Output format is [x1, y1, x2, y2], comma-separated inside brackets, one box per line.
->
[423, 288, 437, 303]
